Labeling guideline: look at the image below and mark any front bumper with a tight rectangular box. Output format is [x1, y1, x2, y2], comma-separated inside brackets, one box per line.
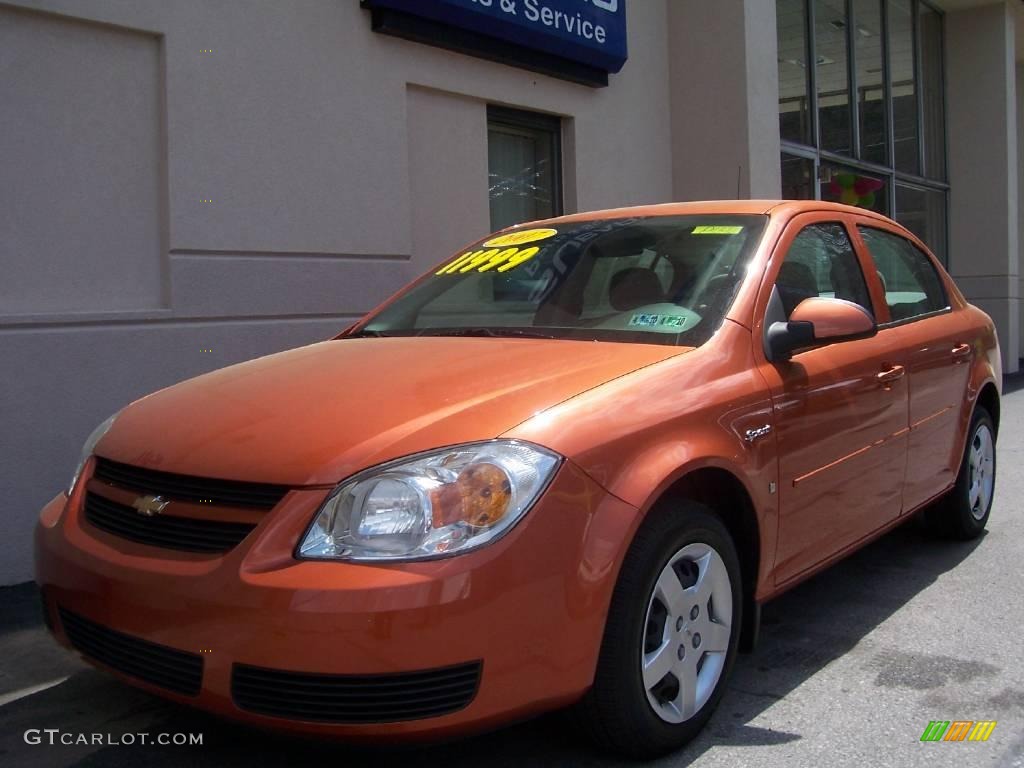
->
[35, 459, 639, 740]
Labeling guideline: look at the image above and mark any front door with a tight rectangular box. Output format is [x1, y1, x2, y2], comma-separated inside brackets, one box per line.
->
[756, 214, 909, 586]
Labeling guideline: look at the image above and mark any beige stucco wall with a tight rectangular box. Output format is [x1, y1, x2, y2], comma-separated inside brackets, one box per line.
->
[667, 0, 782, 201]
[0, 0, 674, 584]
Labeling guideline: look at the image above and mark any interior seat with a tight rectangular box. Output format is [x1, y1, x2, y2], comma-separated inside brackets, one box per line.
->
[609, 268, 664, 311]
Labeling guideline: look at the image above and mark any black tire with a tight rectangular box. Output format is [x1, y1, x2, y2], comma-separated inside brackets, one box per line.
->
[925, 406, 996, 540]
[572, 502, 743, 758]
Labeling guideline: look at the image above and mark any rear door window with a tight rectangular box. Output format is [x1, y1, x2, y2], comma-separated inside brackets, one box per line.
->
[858, 226, 948, 322]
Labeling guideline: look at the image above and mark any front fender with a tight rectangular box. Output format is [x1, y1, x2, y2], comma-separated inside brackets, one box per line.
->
[506, 322, 778, 598]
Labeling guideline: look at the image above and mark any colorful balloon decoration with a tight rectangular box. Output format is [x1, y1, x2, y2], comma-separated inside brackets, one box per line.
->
[828, 173, 885, 210]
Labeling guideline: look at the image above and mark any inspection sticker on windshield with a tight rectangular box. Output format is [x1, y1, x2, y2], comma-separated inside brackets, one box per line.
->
[629, 313, 686, 328]
[483, 228, 558, 247]
[693, 225, 743, 235]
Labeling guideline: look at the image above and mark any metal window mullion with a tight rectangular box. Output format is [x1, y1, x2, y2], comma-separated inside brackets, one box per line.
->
[893, 170, 949, 191]
[882, 0, 895, 171]
[807, 0, 821, 152]
[847, 0, 861, 159]
[912, 0, 925, 176]
[933, 0, 949, 183]
[819, 147, 896, 177]
[781, 140, 819, 160]
[886, 171, 896, 218]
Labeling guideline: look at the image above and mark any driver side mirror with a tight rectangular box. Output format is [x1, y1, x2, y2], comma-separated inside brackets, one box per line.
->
[765, 297, 876, 362]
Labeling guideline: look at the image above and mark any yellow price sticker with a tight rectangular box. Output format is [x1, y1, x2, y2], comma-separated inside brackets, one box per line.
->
[693, 225, 744, 235]
[436, 246, 541, 275]
[483, 228, 558, 247]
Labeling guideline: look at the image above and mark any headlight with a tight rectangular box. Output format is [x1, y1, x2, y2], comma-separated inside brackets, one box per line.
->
[298, 441, 561, 561]
[68, 413, 118, 495]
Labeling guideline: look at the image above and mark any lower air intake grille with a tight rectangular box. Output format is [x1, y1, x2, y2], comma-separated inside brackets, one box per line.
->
[84, 492, 256, 553]
[231, 661, 482, 723]
[59, 608, 203, 696]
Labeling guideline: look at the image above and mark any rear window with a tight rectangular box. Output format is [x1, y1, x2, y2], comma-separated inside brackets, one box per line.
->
[355, 215, 768, 347]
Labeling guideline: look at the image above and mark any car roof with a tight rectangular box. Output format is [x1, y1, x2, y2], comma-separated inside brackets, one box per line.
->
[521, 199, 897, 228]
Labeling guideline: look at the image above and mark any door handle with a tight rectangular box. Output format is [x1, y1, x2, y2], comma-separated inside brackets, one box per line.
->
[952, 343, 971, 363]
[877, 365, 906, 387]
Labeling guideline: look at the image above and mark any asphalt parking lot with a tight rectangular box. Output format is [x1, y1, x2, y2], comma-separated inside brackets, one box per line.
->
[2, 383, 1022, 768]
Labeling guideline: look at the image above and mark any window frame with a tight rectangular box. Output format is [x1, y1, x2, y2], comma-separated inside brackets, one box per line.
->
[776, 220, 876, 319]
[854, 223, 952, 327]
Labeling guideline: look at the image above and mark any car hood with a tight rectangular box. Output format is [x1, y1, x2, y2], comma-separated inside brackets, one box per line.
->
[97, 337, 689, 486]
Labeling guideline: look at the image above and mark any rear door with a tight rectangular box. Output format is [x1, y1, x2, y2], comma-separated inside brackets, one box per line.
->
[853, 224, 968, 513]
[756, 213, 909, 586]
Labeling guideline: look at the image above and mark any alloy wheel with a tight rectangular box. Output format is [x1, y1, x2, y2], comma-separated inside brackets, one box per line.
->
[968, 423, 995, 520]
[641, 542, 733, 723]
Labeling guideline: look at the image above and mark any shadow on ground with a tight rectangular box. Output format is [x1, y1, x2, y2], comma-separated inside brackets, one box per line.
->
[0, 517, 985, 768]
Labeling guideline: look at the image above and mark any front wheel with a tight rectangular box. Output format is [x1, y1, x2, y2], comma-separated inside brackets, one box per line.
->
[926, 406, 996, 539]
[573, 503, 742, 758]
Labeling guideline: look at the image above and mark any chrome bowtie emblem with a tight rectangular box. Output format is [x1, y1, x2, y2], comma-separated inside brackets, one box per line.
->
[131, 494, 169, 517]
[744, 424, 772, 443]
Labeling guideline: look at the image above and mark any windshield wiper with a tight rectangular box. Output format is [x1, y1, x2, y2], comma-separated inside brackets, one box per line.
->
[417, 327, 558, 340]
[346, 329, 391, 338]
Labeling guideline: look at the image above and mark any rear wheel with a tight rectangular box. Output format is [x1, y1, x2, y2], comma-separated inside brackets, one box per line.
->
[574, 503, 742, 758]
[926, 406, 996, 539]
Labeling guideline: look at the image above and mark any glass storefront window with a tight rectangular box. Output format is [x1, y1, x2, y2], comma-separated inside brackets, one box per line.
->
[815, 0, 852, 155]
[919, 3, 945, 180]
[782, 153, 816, 200]
[778, 0, 813, 146]
[889, 0, 919, 176]
[821, 162, 888, 214]
[896, 184, 947, 265]
[776, 1, 948, 263]
[854, 0, 887, 165]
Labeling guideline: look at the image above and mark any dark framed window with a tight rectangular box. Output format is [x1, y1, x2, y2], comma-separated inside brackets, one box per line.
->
[487, 106, 562, 232]
[777, 0, 813, 146]
[854, 0, 887, 166]
[777, 0, 949, 266]
[821, 161, 888, 215]
[918, 3, 945, 180]
[895, 182, 947, 264]
[782, 152, 816, 200]
[814, 0, 853, 156]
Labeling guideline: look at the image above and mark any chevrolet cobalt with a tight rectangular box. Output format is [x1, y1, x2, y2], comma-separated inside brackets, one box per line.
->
[36, 201, 1000, 757]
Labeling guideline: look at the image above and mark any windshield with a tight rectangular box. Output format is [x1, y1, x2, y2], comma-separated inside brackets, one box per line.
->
[354, 215, 768, 347]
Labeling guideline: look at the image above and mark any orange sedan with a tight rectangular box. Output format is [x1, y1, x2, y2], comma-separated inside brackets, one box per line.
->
[35, 201, 1000, 757]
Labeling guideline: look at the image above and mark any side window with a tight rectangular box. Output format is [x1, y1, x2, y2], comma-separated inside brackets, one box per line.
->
[858, 226, 948, 322]
[775, 222, 873, 318]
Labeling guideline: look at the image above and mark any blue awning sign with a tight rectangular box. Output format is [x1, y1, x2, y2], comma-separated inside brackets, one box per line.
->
[363, 0, 628, 77]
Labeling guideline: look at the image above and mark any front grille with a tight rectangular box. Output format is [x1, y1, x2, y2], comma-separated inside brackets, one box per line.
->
[59, 608, 203, 696]
[94, 457, 288, 510]
[84, 492, 256, 554]
[231, 661, 482, 723]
